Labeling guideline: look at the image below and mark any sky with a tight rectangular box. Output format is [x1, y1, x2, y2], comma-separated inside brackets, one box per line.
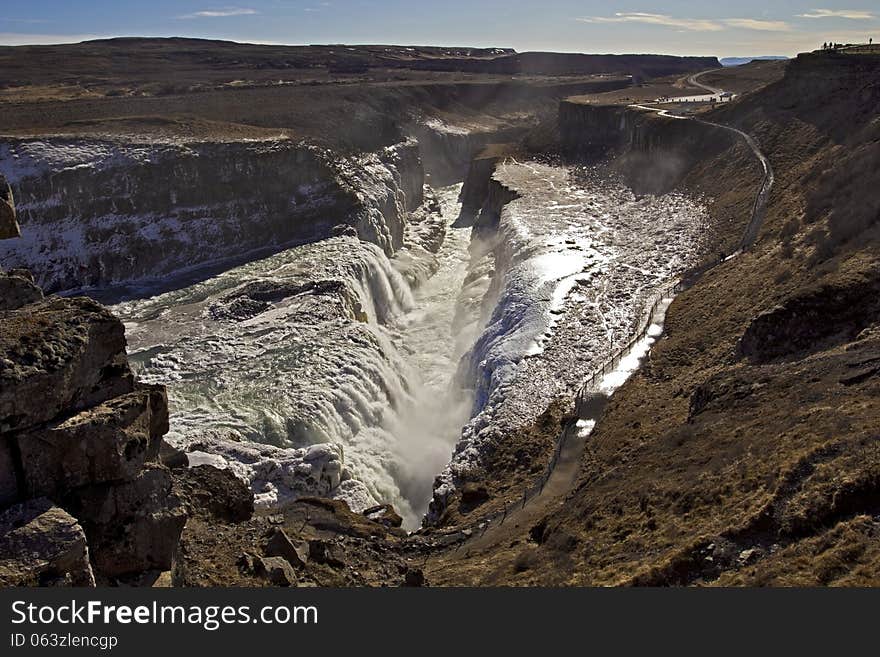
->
[0, 1, 878, 56]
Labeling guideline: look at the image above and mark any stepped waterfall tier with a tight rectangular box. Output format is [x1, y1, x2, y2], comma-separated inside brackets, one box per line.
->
[113, 185, 476, 528]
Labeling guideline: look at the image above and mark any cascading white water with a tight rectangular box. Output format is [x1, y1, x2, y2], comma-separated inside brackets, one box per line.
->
[374, 185, 479, 520]
[112, 185, 475, 528]
[105, 157, 707, 530]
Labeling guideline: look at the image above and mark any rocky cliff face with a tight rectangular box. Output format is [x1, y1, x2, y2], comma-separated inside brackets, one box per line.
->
[413, 121, 527, 188]
[0, 175, 18, 240]
[558, 100, 765, 256]
[0, 137, 424, 294]
[558, 102, 737, 189]
[456, 144, 518, 224]
[0, 190, 187, 585]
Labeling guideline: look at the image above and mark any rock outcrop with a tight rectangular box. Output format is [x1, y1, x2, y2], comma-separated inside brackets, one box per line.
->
[0, 174, 18, 239]
[457, 144, 516, 224]
[0, 267, 42, 312]
[0, 498, 95, 586]
[0, 186, 185, 585]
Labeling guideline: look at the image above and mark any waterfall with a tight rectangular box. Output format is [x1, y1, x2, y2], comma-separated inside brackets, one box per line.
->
[114, 186, 474, 529]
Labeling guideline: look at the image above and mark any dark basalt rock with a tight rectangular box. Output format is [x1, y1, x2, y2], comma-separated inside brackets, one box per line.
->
[363, 503, 404, 528]
[209, 296, 271, 321]
[173, 464, 255, 523]
[15, 385, 167, 498]
[209, 279, 347, 321]
[0, 270, 43, 312]
[265, 528, 309, 568]
[256, 556, 297, 586]
[0, 181, 185, 585]
[0, 174, 18, 239]
[0, 498, 95, 587]
[63, 464, 187, 580]
[0, 296, 134, 434]
[739, 274, 880, 363]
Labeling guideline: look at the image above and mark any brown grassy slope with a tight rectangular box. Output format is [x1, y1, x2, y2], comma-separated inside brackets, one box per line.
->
[439, 51, 880, 586]
[697, 60, 787, 95]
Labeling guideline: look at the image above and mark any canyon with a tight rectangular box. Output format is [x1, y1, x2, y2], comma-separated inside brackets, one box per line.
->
[1, 41, 879, 586]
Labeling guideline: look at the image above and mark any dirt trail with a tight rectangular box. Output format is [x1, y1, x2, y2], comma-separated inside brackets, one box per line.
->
[631, 68, 775, 251]
[425, 424, 587, 584]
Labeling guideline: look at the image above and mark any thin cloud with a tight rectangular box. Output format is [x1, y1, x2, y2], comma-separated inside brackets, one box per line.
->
[797, 9, 875, 20]
[577, 13, 724, 32]
[723, 19, 792, 31]
[576, 13, 792, 33]
[177, 7, 258, 19]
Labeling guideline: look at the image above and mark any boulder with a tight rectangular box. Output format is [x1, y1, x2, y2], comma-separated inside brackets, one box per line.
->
[63, 464, 186, 579]
[159, 440, 188, 469]
[265, 528, 309, 567]
[0, 498, 95, 587]
[363, 503, 404, 528]
[0, 296, 134, 434]
[308, 538, 345, 567]
[256, 556, 297, 587]
[0, 174, 18, 240]
[173, 464, 254, 523]
[738, 548, 763, 566]
[0, 271, 43, 312]
[15, 385, 167, 498]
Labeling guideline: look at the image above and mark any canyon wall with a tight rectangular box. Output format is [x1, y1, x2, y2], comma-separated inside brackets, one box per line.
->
[479, 53, 880, 586]
[558, 100, 765, 255]
[0, 137, 424, 294]
[558, 101, 737, 191]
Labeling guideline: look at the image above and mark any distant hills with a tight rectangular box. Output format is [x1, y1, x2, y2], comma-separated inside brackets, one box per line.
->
[720, 56, 789, 67]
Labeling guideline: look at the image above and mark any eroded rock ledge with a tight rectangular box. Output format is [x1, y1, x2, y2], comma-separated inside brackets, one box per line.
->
[0, 184, 185, 585]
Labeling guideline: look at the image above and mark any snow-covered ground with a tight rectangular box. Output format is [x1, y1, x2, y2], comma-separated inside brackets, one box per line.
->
[429, 160, 709, 519]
